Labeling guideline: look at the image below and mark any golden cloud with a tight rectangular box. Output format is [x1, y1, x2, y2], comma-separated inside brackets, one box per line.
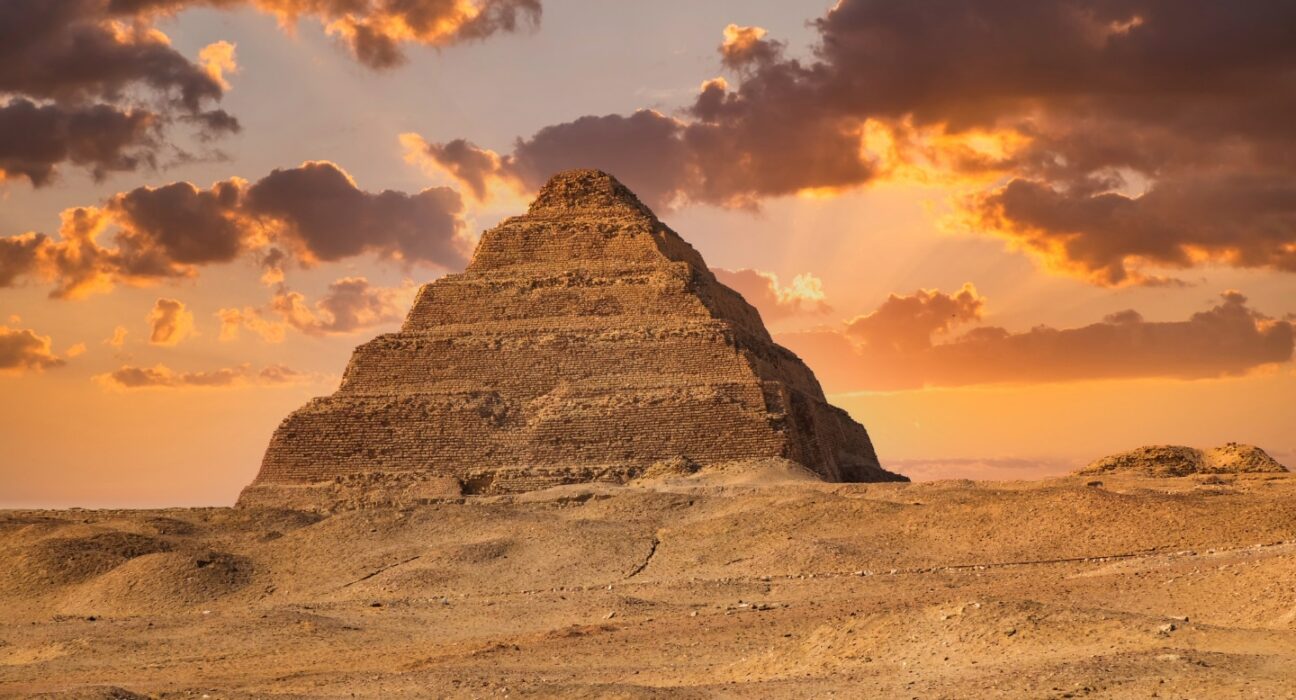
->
[422, 0, 1296, 283]
[0, 325, 67, 375]
[780, 288, 1294, 391]
[219, 276, 416, 341]
[146, 298, 196, 346]
[1, 161, 470, 299]
[712, 268, 831, 322]
[94, 362, 315, 390]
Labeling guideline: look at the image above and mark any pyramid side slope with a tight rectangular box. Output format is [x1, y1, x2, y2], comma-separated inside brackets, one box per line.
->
[241, 169, 904, 503]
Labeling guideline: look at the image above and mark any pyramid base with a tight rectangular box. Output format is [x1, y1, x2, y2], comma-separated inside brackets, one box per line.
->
[238, 459, 797, 512]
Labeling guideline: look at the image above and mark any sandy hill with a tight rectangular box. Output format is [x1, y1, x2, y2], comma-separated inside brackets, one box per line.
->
[1078, 442, 1290, 478]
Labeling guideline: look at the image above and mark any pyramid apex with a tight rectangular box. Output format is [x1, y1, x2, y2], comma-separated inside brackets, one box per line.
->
[528, 169, 655, 217]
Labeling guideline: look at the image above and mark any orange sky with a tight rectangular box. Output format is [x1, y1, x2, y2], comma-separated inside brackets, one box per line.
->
[2, 1, 1294, 506]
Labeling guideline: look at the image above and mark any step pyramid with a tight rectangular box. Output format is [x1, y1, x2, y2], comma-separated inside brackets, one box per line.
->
[239, 170, 904, 507]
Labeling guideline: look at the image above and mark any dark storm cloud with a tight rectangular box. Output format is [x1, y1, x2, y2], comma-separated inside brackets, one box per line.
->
[0, 162, 469, 298]
[0, 99, 158, 187]
[780, 288, 1294, 391]
[244, 162, 468, 266]
[0, 0, 537, 184]
[0, 0, 225, 108]
[417, 0, 1296, 280]
[0, 0, 235, 185]
[505, 111, 698, 210]
[405, 111, 698, 211]
[110, 180, 247, 266]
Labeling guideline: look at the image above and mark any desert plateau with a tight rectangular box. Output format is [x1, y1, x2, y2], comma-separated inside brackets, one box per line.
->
[4, 464, 1296, 698]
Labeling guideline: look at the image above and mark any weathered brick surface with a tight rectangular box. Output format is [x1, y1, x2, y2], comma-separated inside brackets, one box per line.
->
[239, 170, 904, 507]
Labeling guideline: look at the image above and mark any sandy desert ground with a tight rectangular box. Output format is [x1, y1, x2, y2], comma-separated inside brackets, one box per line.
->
[4, 466, 1296, 699]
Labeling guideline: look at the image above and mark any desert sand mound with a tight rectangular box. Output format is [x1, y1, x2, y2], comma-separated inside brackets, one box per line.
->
[56, 550, 253, 617]
[1078, 442, 1289, 477]
[1203, 442, 1291, 473]
[2, 531, 172, 593]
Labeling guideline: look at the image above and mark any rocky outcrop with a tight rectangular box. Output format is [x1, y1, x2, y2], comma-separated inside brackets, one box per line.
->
[1077, 443, 1289, 478]
[238, 170, 904, 508]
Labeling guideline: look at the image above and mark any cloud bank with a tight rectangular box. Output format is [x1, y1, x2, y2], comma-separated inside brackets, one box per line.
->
[780, 288, 1294, 391]
[0, 162, 469, 299]
[131, 0, 542, 69]
[0, 0, 540, 185]
[219, 276, 416, 341]
[0, 0, 239, 185]
[94, 362, 313, 390]
[409, 1, 1296, 283]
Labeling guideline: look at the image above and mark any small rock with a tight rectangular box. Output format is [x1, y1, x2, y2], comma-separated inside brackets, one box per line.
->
[604, 611, 616, 619]
[1157, 623, 1177, 635]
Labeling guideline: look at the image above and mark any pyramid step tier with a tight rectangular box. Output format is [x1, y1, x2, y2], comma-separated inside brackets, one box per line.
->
[259, 382, 781, 484]
[339, 320, 824, 399]
[255, 380, 895, 488]
[403, 261, 772, 340]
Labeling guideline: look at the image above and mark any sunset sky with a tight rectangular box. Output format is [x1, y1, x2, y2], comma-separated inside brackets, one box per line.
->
[2, 0, 1294, 507]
